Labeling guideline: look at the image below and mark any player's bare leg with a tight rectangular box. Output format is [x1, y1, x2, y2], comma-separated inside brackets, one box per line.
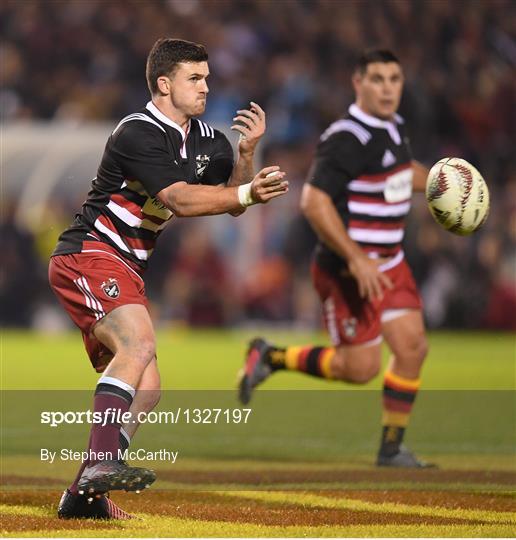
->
[120, 357, 161, 449]
[75, 305, 158, 495]
[94, 304, 157, 388]
[238, 338, 382, 404]
[377, 309, 434, 467]
[382, 309, 428, 379]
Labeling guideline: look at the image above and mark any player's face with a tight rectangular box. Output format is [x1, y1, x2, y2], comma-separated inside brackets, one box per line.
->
[166, 61, 209, 117]
[353, 62, 404, 120]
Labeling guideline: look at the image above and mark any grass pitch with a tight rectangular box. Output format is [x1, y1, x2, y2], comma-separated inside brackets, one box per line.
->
[1, 329, 515, 537]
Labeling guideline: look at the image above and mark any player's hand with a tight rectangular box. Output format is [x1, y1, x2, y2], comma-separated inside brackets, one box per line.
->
[231, 101, 266, 155]
[250, 166, 288, 203]
[347, 254, 393, 302]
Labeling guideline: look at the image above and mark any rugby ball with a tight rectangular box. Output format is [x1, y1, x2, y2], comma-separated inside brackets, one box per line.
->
[425, 157, 490, 235]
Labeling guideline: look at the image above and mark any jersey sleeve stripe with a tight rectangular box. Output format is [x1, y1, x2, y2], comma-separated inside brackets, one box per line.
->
[196, 119, 215, 138]
[112, 113, 166, 135]
[320, 119, 371, 145]
[205, 121, 213, 138]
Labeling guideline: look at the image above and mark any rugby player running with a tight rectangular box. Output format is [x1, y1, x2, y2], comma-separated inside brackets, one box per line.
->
[49, 38, 288, 520]
[239, 49, 435, 468]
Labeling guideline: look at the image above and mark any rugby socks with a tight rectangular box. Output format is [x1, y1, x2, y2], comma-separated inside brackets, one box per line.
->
[379, 370, 420, 457]
[119, 427, 131, 453]
[88, 376, 135, 464]
[268, 346, 335, 379]
[69, 385, 133, 494]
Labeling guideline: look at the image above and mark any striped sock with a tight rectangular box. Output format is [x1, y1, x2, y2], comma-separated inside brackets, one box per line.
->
[269, 346, 335, 379]
[119, 427, 131, 453]
[380, 370, 420, 457]
[88, 376, 135, 464]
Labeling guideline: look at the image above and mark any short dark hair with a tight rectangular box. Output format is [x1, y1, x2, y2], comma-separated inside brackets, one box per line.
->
[146, 38, 208, 95]
[355, 49, 400, 74]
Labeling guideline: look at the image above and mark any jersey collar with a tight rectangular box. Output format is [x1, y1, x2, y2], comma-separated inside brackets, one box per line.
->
[349, 104, 403, 145]
[145, 101, 191, 140]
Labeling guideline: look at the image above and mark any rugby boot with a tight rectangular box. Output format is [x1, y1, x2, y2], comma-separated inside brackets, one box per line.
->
[238, 337, 274, 405]
[376, 445, 437, 468]
[57, 489, 133, 519]
[77, 459, 156, 494]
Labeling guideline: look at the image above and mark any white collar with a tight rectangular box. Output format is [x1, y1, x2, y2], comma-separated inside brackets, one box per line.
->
[146, 101, 190, 139]
[349, 104, 403, 127]
[349, 104, 403, 145]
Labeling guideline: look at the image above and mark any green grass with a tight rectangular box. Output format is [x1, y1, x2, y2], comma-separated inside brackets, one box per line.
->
[1, 330, 515, 537]
[1, 329, 515, 390]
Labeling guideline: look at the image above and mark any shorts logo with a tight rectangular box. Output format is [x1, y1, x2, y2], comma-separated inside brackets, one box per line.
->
[342, 317, 357, 339]
[101, 278, 120, 299]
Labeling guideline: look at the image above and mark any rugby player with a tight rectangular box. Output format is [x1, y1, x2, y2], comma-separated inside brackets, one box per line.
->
[49, 37, 288, 519]
[239, 49, 435, 468]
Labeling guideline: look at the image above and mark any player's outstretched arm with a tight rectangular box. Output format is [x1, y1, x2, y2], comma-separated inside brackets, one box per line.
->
[301, 184, 392, 301]
[156, 166, 288, 218]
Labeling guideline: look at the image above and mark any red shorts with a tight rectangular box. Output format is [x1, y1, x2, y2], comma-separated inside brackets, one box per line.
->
[48, 249, 147, 372]
[311, 255, 422, 346]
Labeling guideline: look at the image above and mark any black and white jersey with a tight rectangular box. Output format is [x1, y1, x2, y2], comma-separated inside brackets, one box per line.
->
[308, 104, 413, 273]
[53, 101, 234, 270]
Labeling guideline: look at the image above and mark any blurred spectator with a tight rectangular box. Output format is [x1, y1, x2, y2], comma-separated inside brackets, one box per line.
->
[163, 223, 235, 327]
[0, 203, 43, 326]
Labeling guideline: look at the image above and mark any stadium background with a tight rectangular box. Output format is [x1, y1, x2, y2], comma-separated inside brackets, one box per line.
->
[2, 0, 515, 333]
[1, 1, 515, 537]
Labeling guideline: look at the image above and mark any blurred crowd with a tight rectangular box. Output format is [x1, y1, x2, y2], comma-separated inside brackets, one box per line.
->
[1, 0, 515, 330]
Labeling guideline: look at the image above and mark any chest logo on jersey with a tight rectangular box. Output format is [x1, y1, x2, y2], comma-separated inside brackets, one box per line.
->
[196, 154, 210, 178]
[101, 278, 120, 299]
[384, 168, 413, 203]
[382, 149, 396, 168]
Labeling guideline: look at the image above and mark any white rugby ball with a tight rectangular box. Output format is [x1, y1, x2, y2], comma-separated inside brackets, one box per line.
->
[425, 157, 490, 236]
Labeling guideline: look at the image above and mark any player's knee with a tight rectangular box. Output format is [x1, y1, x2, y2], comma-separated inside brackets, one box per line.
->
[419, 336, 429, 362]
[406, 333, 429, 363]
[331, 353, 379, 384]
[128, 338, 156, 369]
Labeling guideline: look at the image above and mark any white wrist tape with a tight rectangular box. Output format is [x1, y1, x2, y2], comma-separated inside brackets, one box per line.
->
[237, 182, 256, 207]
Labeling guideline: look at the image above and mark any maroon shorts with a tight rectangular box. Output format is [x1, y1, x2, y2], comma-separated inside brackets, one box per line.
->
[311, 255, 422, 346]
[48, 248, 147, 372]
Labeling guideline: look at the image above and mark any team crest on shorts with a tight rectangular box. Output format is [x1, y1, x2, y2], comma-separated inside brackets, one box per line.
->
[342, 317, 357, 339]
[195, 154, 210, 178]
[101, 278, 120, 299]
